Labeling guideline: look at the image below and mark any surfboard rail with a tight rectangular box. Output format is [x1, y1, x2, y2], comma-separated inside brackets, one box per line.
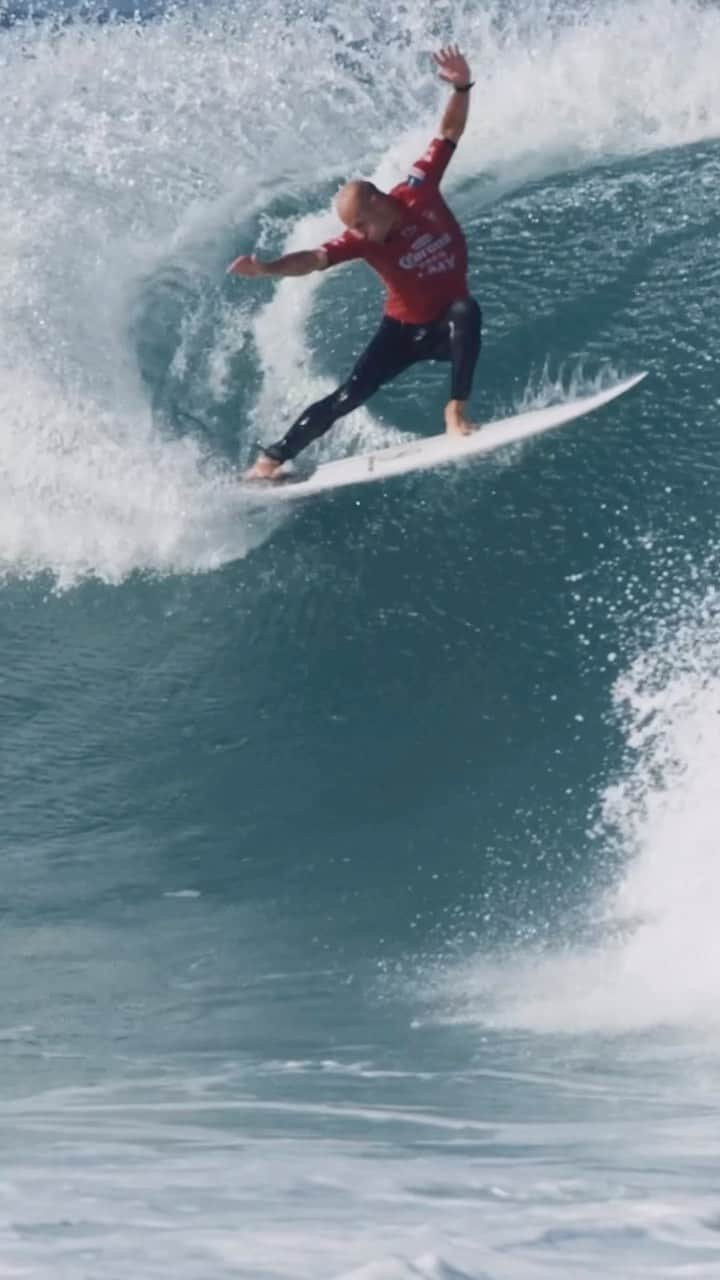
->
[245, 372, 647, 503]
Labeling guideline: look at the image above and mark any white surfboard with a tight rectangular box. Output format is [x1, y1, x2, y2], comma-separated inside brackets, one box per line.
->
[247, 372, 646, 502]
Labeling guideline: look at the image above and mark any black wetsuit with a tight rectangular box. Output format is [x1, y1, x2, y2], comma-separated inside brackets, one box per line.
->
[264, 296, 482, 464]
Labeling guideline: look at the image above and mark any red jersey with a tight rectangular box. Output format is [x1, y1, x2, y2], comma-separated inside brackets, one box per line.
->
[321, 137, 469, 325]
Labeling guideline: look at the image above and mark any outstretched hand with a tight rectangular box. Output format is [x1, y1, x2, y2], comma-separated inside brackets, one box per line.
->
[433, 44, 471, 87]
[226, 253, 267, 278]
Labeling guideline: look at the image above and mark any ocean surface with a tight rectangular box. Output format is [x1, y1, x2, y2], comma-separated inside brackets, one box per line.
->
[2, 0, 720, 1275]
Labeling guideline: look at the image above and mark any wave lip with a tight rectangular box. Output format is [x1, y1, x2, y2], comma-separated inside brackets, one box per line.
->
[4, 0, 720, 583]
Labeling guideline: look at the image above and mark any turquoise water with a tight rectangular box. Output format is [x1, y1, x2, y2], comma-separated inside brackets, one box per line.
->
[3, 1, 720, 1275]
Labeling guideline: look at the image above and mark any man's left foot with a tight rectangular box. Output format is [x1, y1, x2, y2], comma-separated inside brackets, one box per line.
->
[244, 452, 284, 481]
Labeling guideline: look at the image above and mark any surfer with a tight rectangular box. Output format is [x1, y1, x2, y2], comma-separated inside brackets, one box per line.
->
[227, 45, 480, 480]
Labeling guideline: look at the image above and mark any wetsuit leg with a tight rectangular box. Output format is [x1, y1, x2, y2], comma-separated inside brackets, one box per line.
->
[264, 318, 420, 464]
[428, 297, 483, 400]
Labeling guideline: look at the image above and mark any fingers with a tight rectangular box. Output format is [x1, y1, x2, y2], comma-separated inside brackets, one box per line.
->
[432, 43, 469, 80]
[433, 42, 462, 65]
[226, 253, 256, 276]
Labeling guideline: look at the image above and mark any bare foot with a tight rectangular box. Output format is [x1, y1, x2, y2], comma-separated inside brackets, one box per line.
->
[244, 453, 284, 481]
[444, 412, 474, 437]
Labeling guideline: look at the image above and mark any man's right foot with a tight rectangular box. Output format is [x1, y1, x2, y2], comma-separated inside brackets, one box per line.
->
[244, 453, 284, 481]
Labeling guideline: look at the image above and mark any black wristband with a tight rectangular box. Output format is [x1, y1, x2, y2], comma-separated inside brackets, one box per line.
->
[454, 81, 475, 93]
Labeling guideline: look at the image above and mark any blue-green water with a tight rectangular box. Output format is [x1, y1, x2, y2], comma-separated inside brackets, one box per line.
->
[3, 1, 720, 1276]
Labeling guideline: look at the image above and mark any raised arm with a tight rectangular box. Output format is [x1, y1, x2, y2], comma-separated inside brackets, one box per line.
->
[433, 44, 474, 144]
[226, 249, 328, 279]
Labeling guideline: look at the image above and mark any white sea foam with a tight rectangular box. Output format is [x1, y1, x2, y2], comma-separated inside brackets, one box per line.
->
[2, 0, 719, 584]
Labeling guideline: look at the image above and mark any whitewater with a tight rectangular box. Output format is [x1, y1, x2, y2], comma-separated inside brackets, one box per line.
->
[2, 0, 720, 1276]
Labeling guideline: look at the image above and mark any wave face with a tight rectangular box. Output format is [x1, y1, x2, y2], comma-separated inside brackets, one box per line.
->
[3, 0, 720, 1277]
